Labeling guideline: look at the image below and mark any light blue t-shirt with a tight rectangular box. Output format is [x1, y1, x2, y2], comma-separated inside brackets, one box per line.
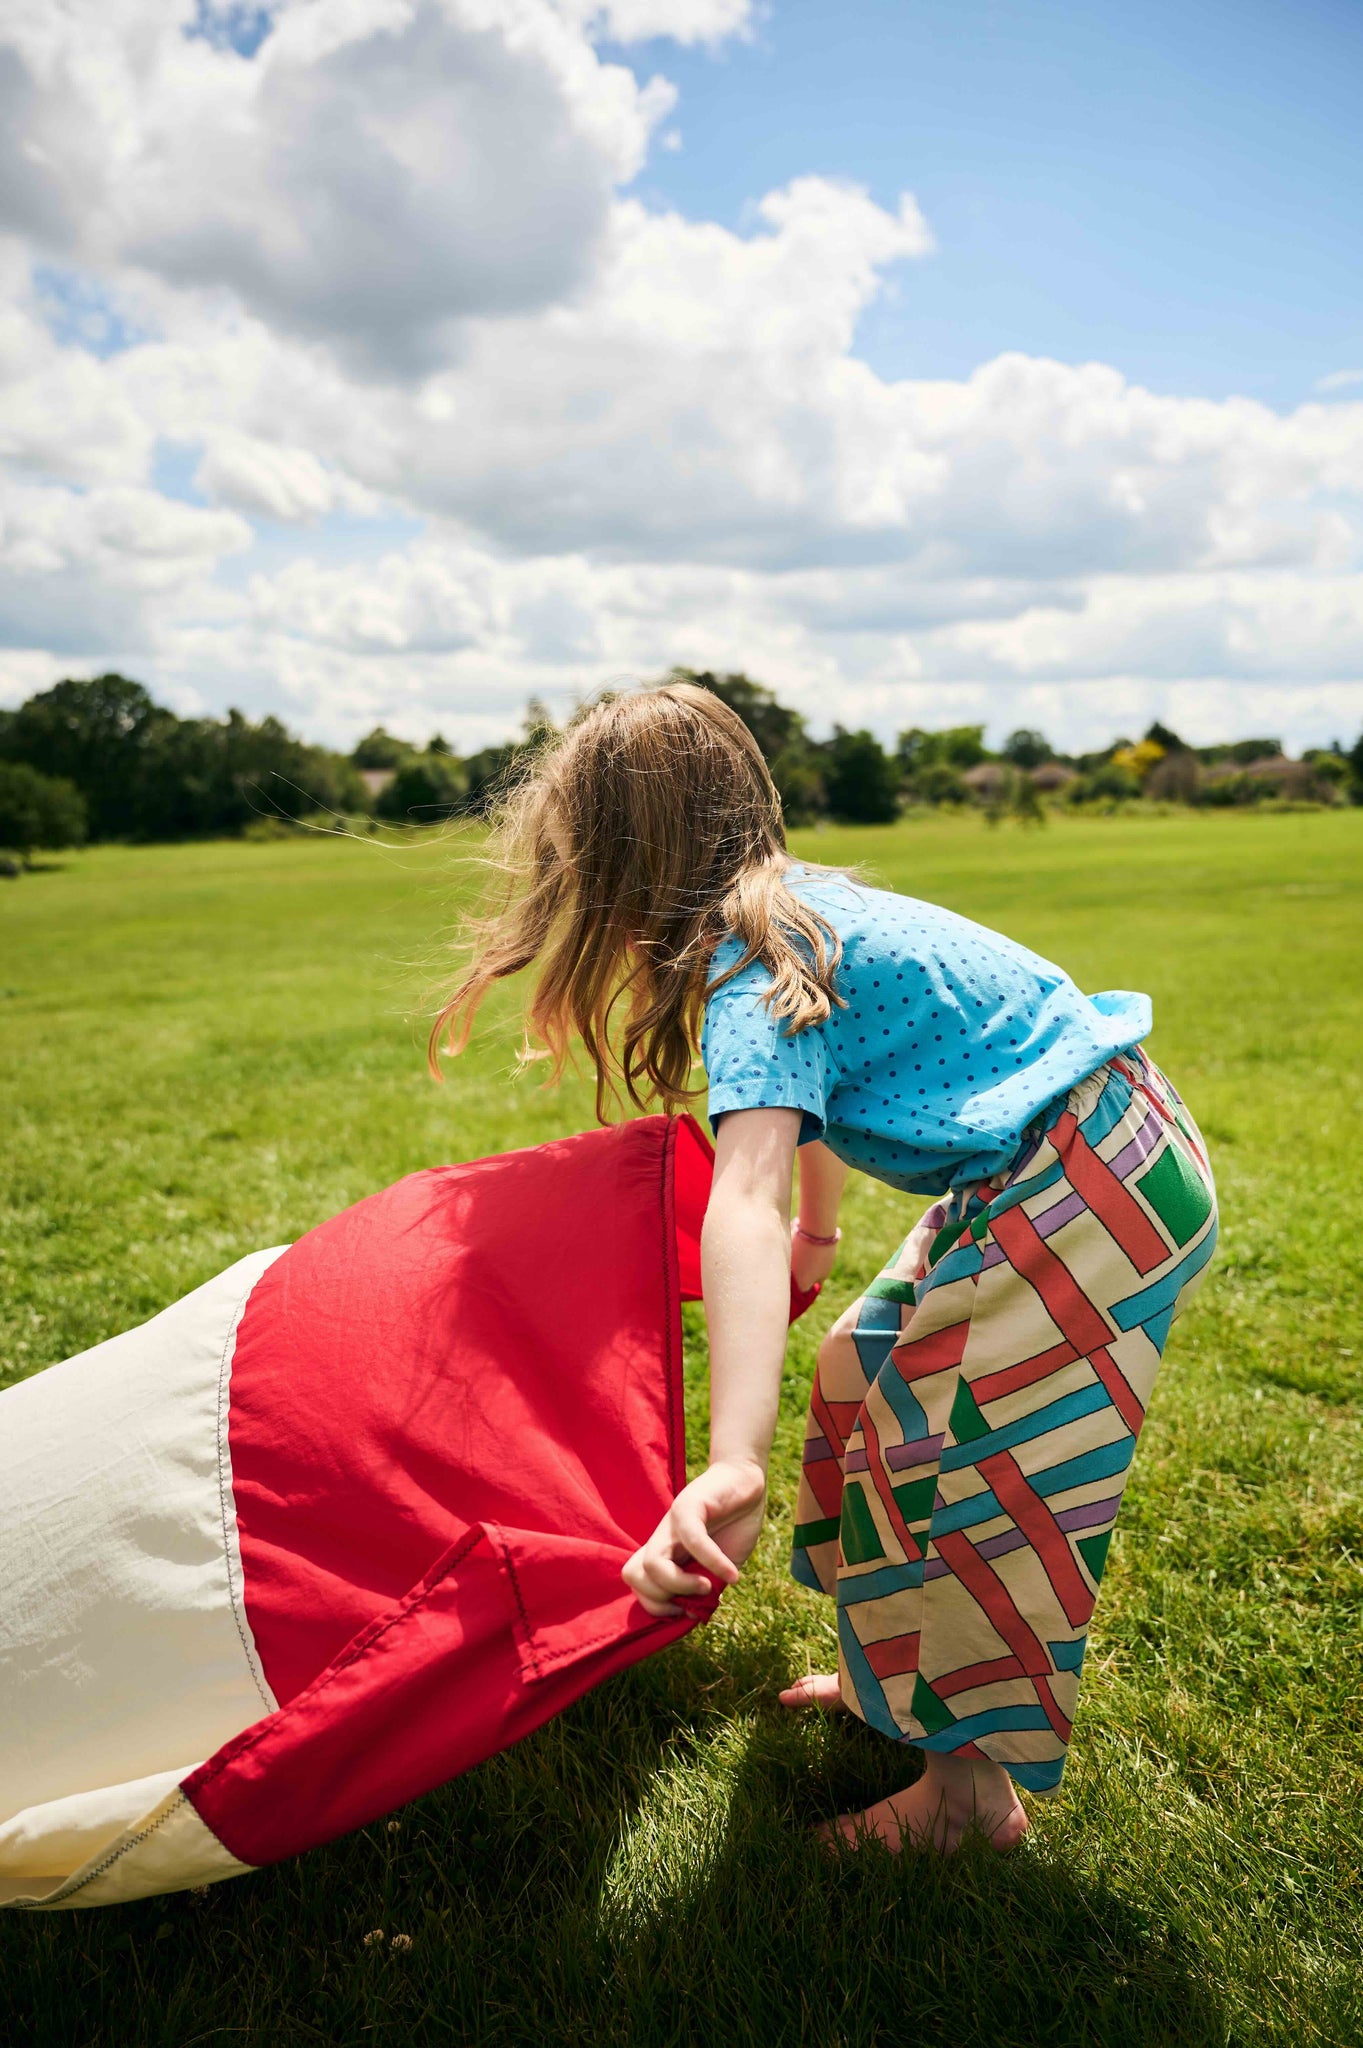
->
[701, 866, 1151, 1195]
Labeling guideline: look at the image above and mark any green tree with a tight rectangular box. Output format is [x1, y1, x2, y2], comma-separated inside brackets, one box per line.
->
[822, 727, 900, 824]
[769, 740, 827, 824]
[1068, 760, 1141, 806]
[1347, 728, 1363, 803]
[1144, 720, 1187, 753]
[1000, 728, 1054, 769]
[0, 760, 87, 863]
[912, 762, 969, 807]
[351, 727, 414, 770]
[138, 711, 367, 837]
[375, 752, 469, 825]
[897, 724, 988, 775]
[1195, 737, 1282, 767]
[0, 676, 366, 840]
[462, 743, 523, 816]
[0, 674, 174, 839]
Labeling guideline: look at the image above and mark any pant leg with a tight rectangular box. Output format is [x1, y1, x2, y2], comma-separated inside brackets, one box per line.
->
[821, 1058, 1218, 1794]
[790, 1203, 947, 1598]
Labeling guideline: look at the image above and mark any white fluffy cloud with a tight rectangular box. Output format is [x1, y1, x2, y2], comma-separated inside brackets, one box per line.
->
[0, 0, 1360, 753]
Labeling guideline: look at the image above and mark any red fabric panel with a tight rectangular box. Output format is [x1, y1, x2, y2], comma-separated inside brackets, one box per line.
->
[204, 1109, 822, 1866]
[186, 1525, 704, 1869]
[228, 1114, 704, 1708]
[673, 1110, 820, 1323]
[672, 1113, 712, 1302]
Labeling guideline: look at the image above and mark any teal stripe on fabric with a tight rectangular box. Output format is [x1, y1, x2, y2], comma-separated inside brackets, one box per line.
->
[982, 1157, 1066, 1222]
[855, 1293, 901, 1336]
[1143, 1306, 1174, 1355]
[918, 1238, 984, 1297]
[1079, 1070, 1132, 1147]
[1005, 1756, 1067, 1792]
[836, 1557, 927, 1604]
[1110, 1220, 1219, 1331]
[874, 1353, 931, 1443]
[1049, 1635, 1088, 1673]
[917, 1704, 1054, 1748]
[837, 1607, 899, 1737]
[940, 1379, 1115, 1473]
[853, 1296, 908, 1395]
[927, 1486, 1003, 1535]
[789, 1547, 826, 1593]
[1032, 1434, 1135, 1499]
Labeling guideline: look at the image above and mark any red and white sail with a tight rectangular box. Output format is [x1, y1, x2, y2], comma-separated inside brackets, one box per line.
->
[2, 1115, 794, 1910]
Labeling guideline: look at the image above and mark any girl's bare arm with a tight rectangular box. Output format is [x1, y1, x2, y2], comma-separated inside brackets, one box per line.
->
[792, 1140, 849, 1290]
[622, 1106, 801, 1616]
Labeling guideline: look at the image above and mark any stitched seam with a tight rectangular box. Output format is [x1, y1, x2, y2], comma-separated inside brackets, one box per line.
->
[216, 1262, 276, 1714]
[526, 1611, 675, 1672]
[187, 1526, 485, 1791]
[492, 1529, 543, 1681]
[21, 1793, 188, 1908]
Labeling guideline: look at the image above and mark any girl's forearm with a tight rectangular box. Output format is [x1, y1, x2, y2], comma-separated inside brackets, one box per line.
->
[797, 1141, 848, 1237]
[700, 1106, 803, 1475]
[702, 1187, 791, 1471]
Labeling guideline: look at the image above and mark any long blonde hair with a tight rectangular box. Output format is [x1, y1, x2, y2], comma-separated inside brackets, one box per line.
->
[429, 683, 845, 1118]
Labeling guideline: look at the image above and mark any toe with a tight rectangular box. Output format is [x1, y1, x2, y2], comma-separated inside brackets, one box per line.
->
[778, 1672, 845, 1711]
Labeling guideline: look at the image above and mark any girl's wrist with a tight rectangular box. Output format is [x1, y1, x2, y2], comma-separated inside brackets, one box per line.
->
[707, 1449, 767, 1480]
[793, 1219, 841, 1246]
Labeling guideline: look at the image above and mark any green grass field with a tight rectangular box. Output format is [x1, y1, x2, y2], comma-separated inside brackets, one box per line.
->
[2, 810, 1361, 2048]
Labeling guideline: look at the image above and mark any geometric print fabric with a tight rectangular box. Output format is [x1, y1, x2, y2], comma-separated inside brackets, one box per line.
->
[791, 1050, 1217, 1794]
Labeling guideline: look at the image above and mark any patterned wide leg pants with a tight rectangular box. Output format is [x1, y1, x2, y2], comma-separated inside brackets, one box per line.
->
[790, 1051, 1217, 1793]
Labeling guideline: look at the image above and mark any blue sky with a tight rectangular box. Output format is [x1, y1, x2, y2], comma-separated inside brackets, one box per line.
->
[1, 0, 1360, 755]
[623, 0, 1363, 407]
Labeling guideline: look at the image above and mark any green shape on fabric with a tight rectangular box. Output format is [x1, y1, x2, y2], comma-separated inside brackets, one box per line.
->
[911, 1673, 956, 1736]
[970, 1210, 991, 1242]
[1077, 1530, 1112, 1584]
[793, 1516, 841, 1550]
[1135, 1142, 1214, 1248]
[840, 1481, 887, 1566]
[866, 1276, 918, 1304]
[948, 1377, 990, 1444]
[928, 1215, 972, 1266]
[892, 1474, 938, 1525]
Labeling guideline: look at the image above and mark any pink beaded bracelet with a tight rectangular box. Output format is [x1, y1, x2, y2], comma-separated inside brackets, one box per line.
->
[792, 1221, 842, 1247]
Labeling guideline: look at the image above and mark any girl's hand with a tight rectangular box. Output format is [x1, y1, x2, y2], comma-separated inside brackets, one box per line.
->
[791, 1220, 840, 1294]
[622, 1458, 767, 1617]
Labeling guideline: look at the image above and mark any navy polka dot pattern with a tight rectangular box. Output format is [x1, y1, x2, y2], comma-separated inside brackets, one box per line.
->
[701, 866, 1152, 1196]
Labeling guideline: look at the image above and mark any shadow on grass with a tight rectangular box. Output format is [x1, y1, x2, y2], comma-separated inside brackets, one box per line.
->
[1, 1619, 1228, 2048]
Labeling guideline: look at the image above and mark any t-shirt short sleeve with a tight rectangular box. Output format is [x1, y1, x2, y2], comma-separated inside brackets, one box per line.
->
[701, 945, 835, 1144]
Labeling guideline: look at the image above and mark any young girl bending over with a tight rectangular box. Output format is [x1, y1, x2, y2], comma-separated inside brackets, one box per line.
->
[433, 684, 1217, 1854]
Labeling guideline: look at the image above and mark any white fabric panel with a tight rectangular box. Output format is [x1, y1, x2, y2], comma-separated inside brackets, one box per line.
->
[0, 1249, 285, 1843]
[3, 1788, 252, 1910]
[0, 1766, 194, 1904]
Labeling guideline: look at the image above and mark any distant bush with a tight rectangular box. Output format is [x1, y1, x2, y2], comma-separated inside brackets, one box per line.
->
[1068, 761, 1142, 806]
[375, 752, 469, 824]
[1000, 728, 1054, 769]
[0, 760, 87, 862]
[823, 727, 901, 823]
[350, 726, 415, 771]
[0, 675, 366, 842]
[910, 762, 970, 807]
[3, 670, 1358, 847]
[897, 724, 988, 774]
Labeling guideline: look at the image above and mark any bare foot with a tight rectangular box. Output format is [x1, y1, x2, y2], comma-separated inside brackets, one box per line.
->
[779, 1671, 845, 1712]
[822, 1751, 1029, 1857]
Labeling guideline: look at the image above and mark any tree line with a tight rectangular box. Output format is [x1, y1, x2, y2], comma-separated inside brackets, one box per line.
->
[1, 668, 1360, 863]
